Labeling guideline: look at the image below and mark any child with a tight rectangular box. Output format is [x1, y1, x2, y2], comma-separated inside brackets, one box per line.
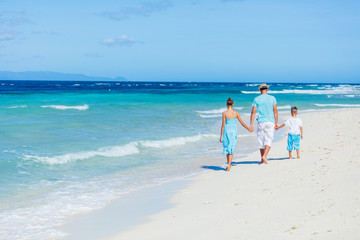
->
[220, 98, 252, 171]
[276, 106, 303, 159]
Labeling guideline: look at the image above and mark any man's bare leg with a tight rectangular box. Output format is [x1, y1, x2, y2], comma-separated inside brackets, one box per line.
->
[288, 151, 292, 159]
[260, 149, 264, 162]
[261, 145, 271, 164]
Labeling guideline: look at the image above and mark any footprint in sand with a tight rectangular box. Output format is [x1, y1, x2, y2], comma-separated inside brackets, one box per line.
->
[284, 226, 297, 232]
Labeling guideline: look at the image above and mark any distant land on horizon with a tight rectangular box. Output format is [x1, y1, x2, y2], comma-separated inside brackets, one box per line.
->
[0, 71, 126, 81]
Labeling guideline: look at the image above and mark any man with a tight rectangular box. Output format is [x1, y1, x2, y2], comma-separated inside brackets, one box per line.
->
[249, 83, 278, 164]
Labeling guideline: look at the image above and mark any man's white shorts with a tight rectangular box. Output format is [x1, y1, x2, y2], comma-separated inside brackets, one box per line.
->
[257, 122, 275, 149]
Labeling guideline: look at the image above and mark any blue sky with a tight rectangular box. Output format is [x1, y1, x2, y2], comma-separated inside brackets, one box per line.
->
[0, 0, 359, 82]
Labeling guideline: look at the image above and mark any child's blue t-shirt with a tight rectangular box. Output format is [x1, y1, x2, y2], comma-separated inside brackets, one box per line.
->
[252, 94, 277, 123]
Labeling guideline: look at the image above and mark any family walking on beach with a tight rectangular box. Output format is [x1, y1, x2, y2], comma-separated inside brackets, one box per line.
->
[220, 83, 303, 171]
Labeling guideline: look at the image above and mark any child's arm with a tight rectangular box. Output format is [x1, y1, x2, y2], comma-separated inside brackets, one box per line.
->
[275, 123, 285, 130]
[220, 112, 226, 142]
[300, 126, 303, 139]
[237, 112, 252, 132]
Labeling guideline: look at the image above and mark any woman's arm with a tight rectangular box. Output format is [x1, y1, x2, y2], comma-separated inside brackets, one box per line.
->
[237, 112, 252, 132]
[220, 112, 226, 142]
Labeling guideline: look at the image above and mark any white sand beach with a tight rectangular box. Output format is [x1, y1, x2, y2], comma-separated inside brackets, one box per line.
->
[105, 108, 360, 240]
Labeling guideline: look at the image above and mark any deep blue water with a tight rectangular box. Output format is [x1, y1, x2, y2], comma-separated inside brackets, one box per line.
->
[0, 81, 359, 239]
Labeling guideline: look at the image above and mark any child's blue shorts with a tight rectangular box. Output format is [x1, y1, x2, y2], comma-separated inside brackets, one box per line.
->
[287, 134, 301, 151]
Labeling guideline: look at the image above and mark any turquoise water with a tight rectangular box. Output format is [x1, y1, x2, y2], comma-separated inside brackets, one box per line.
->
[0, 81, 359, 239]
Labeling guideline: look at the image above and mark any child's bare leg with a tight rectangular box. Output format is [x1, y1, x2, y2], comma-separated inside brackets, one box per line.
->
[288, 151, 292, 159]
[296, 149, 300, 158]
[227, 154, 233, 171]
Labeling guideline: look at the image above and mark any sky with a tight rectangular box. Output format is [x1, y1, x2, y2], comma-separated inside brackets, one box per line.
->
[0, 0, 359, 82]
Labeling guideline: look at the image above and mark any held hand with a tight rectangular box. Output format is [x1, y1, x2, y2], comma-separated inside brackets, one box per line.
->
[274, 126, 279, 131]
[249, 125, 254, 132]
[275, 123, 279, 129]
[220, 137, 223, 143]
[301, 135, 303, 140]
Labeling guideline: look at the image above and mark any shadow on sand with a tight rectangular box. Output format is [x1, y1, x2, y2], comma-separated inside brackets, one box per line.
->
[202, 157, 288, 171]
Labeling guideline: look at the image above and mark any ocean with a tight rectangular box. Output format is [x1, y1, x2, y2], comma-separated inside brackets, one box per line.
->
[0, 81, 359, 239]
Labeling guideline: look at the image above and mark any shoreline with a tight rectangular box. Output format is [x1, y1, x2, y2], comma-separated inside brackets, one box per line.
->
[59, 179, 192, 240]
[58, 114, 290, 239]
[102, 108, 360, 240]
[56, 111, 280, 238]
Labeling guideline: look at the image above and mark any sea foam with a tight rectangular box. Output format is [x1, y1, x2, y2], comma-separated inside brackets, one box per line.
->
[241, 86, 360, 95]
[6, 105, 28, 109]
[314, 103, 360, 107]
[23, 134, 217, 165]
[196, 107, 243, 114]
[41, 104, 89, 110]
[277, 105, 291, 109]
[23, 142, 140, 165]
[199, 114, 223, 118]
[197, 107, 244, 118]
[140, 134, 216, 148]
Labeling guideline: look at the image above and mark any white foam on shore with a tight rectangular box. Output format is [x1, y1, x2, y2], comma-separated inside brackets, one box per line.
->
[41, 104, 89, 110]
[314, 103, 360, 107]
[0, 168, 209, 240]
[0, 178, 132, 240]
[23, 134, 217, 165]
[6, 105, 28, 109]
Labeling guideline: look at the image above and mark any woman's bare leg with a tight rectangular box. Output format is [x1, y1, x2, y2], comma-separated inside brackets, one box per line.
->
[227, 154, 233, 171]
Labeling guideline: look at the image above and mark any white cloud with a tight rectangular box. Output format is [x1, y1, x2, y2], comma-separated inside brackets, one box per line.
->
[31, 30, 60, 36]
[0, 10, 31, 26]
[101, 35, 143, 47]
[0, 28, 16, 41]
[0, 33, 15, 41]
[101, 0, 172, 21]
[222, 0, 245, 2]
[84, 52, 103, 58]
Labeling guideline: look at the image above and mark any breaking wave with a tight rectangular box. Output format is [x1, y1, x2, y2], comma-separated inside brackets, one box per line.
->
[313, 103, 360, 107]
[23, 134, 217, 165]
[41, 104, 89, 110]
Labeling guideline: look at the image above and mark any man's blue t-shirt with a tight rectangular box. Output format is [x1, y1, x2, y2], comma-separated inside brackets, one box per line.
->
[252, 94, 277, 123]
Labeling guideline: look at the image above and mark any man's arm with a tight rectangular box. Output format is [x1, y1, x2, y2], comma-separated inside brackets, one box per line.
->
[249, 106, 257, 132]
[300, 126, 303, 139]
[273, 104, 278, 128]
